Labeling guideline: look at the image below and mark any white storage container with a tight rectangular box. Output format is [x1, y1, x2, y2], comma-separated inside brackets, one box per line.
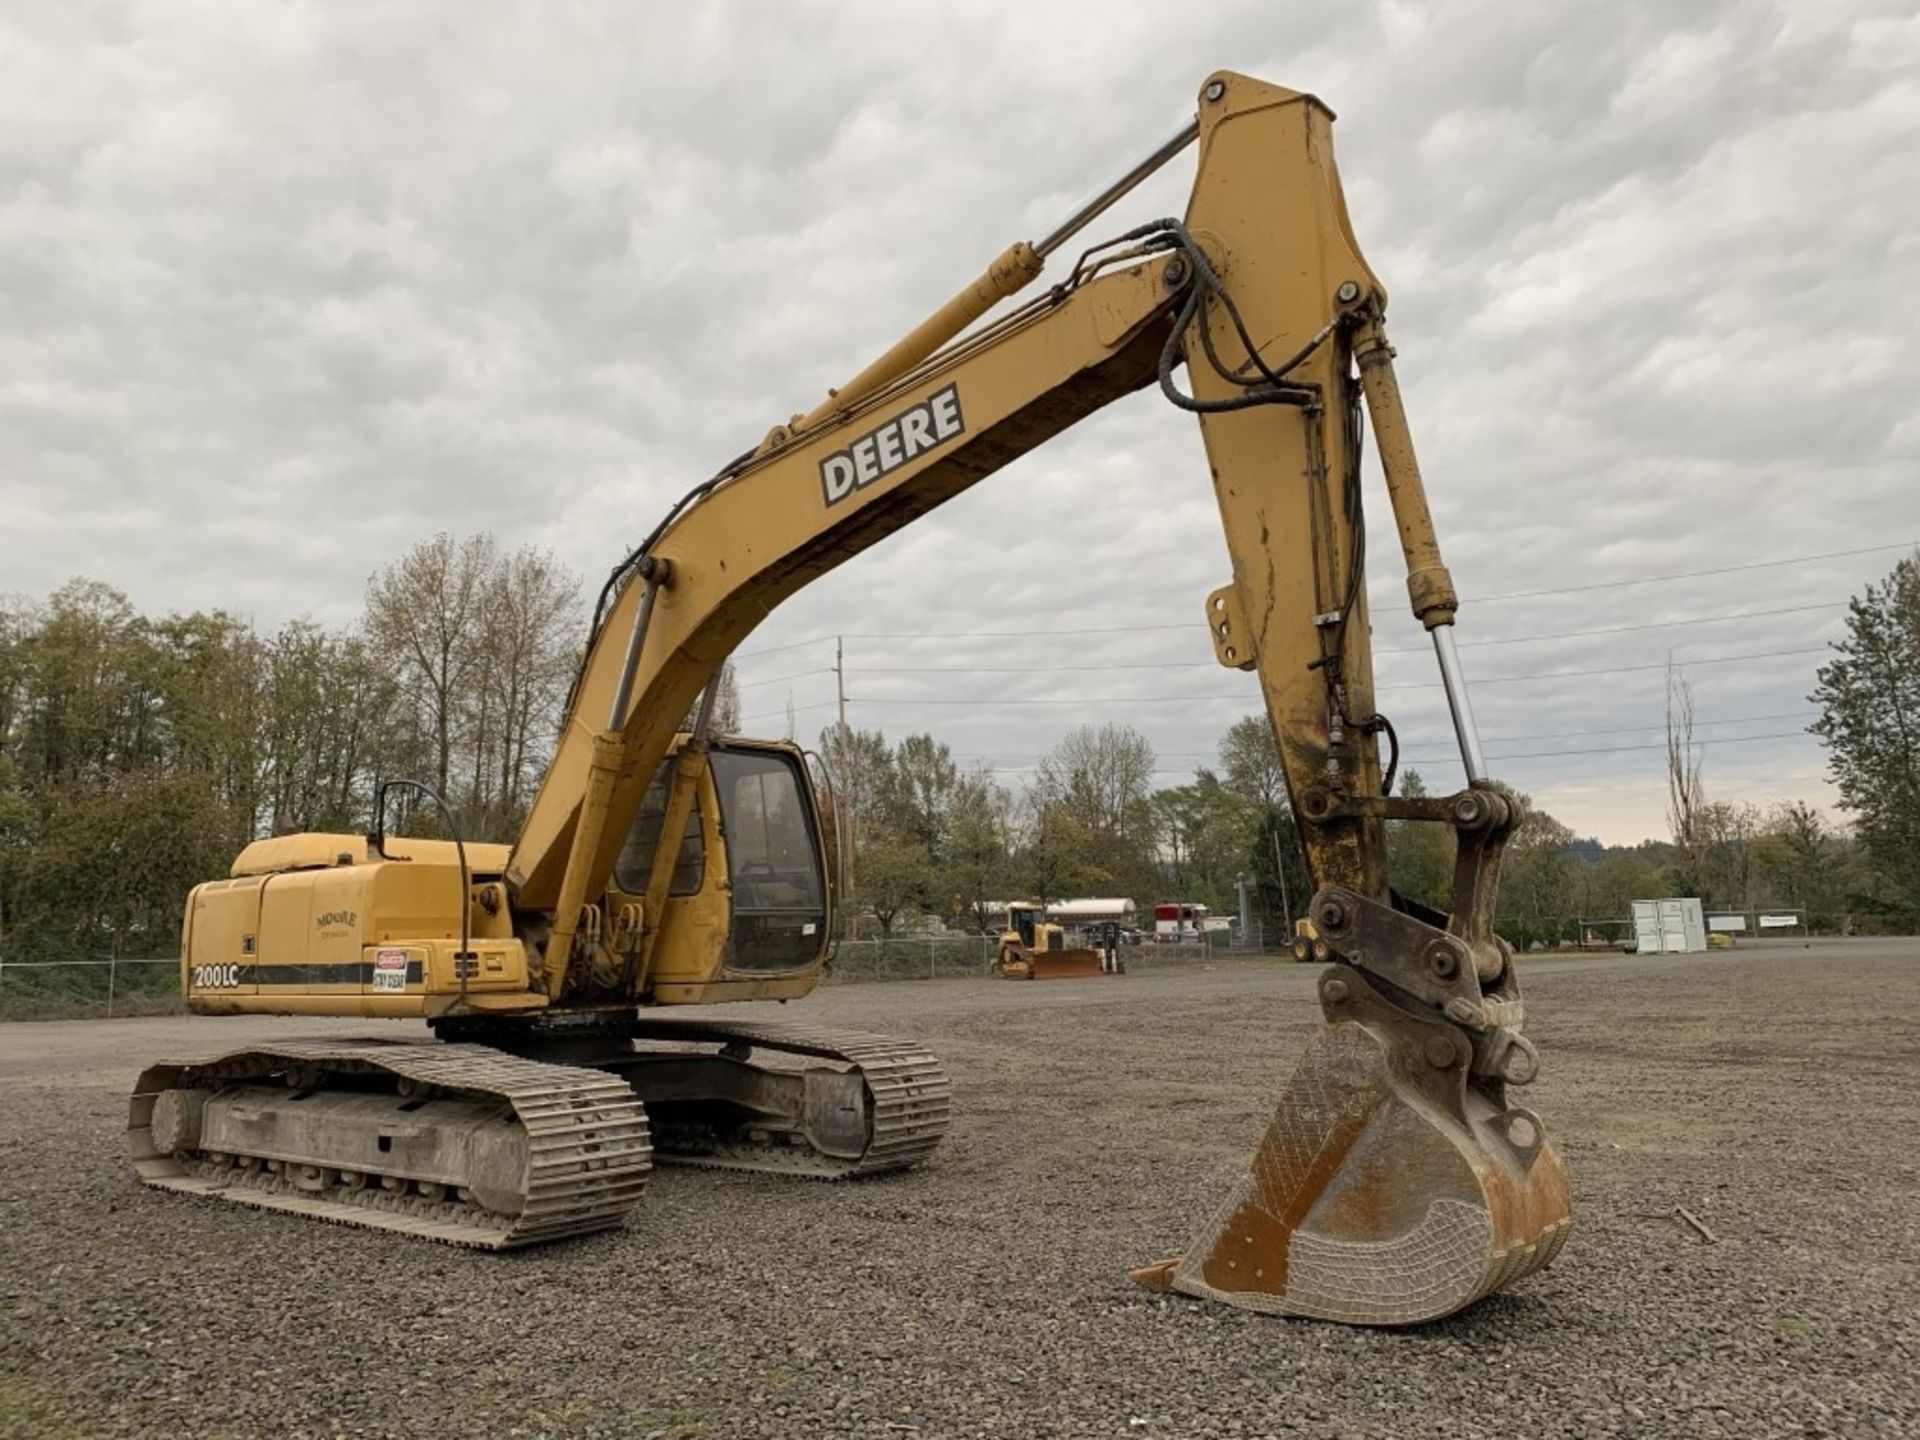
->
[1630, 897, 1707, 953]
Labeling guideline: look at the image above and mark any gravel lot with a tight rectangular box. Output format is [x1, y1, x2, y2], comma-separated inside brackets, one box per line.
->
[2, 939, 1917, 1439]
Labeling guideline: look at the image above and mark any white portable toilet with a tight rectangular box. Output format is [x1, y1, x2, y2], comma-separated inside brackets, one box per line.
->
[1630, 897, 1707, 954]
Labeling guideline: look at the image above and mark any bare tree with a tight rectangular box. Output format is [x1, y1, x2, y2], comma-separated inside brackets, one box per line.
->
[261, 620, 399, 834]
[1035, 723, 1158, 842]
[682, 660, 742, 735]
[1665, 661, 1706, 886]
[365, 533, 495, 798]
[483, 548, 579, 822]
[1027, 723, 1159, 902]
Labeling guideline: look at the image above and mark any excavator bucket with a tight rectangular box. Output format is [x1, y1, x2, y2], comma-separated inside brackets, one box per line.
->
[1132, 1003, 1572, 1325]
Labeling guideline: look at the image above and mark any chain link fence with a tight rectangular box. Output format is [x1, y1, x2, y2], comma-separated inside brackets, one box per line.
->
[0, 956, 183, 1020]
[820, 935, 999, 984]
[1, 925, 1284, 1019]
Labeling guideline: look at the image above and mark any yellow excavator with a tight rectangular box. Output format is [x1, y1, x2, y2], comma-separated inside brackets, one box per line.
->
[991, 903, 1120, 980]
[130, 71, 1571, 1326]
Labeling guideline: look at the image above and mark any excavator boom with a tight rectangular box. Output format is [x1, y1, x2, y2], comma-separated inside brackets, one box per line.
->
[146, 70, 1571, 1324]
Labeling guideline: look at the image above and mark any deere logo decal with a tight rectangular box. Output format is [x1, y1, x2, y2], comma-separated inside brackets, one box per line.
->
[820, 385, 965, 507]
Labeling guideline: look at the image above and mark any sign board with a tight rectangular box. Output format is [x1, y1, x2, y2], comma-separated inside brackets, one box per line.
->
[1707, 914, 1749, 933]
[1759, 913, 1800, 929]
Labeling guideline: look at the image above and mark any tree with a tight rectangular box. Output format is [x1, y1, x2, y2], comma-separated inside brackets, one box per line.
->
[1501, 798, 1578, 925]
[0, 583, 274, 958]
[1248, 807, 1311, 940]
[1015, 800, 1099, 905]
[1753, 801, 1847, 928]
[147, 610, 265, 857]
[1694, 800, 1762, 912]
[1219, 714, 1287, 810]
[1218, 714, 1306, 945]
[855, 829, 935, 935]
[886, 733, 960, 857]
[684, 659, 742, 737]
[366, 533, 578, 839]
[1028, 723, 1159, 904]
[816, 726, 893, 847]
[1036, 723, 1157, 841]
[365, 533, 494, 800]
[1811, 554, 1920, 918]
[482, 547, 579, 823]
[1385, 768, 1453, 910]
[15, 580, 146, 786]
[260, 621, 399, 834]
[1152, 769, 1259, 914]
[1577, 847, 1670, 921]
[1665, 661, 1708, 895]
[944, 769, 1013, 930]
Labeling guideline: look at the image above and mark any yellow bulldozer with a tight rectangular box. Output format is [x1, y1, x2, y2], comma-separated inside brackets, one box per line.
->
[129, 70, 1571, 1326]
[991, 904, 1122, 980]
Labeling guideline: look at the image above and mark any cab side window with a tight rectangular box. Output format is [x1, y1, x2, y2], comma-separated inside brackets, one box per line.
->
[614, 762, 704, 896]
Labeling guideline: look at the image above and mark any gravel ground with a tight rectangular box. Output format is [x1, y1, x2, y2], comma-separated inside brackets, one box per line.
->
[2, 939, 1916, 1439]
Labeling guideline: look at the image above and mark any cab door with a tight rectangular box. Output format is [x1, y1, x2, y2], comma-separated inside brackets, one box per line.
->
[708, 745, 829, 974]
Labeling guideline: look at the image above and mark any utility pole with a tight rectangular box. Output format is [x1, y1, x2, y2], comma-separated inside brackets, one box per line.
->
[835, 635, 856, 939]
[835, 635, 848, 735]
[1270, 818, 1293, 938]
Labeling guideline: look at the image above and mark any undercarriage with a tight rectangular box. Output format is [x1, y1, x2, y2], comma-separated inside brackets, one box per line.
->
[130, 1018, 951, 1248]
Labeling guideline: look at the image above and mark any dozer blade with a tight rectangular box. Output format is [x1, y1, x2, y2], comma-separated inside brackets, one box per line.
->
[1027, 948, 1117, 980]
[1132, 1010, 1571, 1325]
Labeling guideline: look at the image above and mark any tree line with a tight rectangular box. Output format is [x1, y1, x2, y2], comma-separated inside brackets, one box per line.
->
[2, 541, 1911, 958]
[814, 715, 1882, 945]
[0, 535, 579, 959]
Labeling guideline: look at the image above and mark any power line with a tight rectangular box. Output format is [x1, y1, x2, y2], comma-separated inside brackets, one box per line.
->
[1471, 540, 1916, 604]
[734, 666, 834, 690]
[844, 602, 1843, 673]
[1386, 713, 1818, 749]
[739, 698, 839, 727]
[980, 728, 1816, 776]
[1400, 729, 1814, 763]
[846, 645, 1827, 706]
[724, 540, 1908, 655]
[1378, 602, 1841, 654]
[848, 620, 1195, 642]
[734, 635, 835, 662]
[940, 710, 1818, 761]
[1377, 646, 1827, 692]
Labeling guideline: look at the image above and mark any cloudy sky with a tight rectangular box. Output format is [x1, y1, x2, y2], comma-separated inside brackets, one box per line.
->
[4, 1, 1916, 844]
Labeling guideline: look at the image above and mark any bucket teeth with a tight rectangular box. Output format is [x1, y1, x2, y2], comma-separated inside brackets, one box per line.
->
[1134, 1019, 1571, 1326]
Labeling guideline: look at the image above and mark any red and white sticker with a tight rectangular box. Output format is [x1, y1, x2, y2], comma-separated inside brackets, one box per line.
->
[371, 948, 410, 992]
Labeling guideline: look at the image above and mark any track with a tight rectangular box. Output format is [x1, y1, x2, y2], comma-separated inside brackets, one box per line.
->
[127, 1020, 949, 1246]
[623, 1016, 953, 1178]
[128, 1038, 653, 1249]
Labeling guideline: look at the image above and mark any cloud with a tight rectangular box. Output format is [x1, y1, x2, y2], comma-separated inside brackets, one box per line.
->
[2, 0, 1915, 842]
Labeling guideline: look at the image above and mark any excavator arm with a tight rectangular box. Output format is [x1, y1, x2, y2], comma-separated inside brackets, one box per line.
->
[493, 71, 1571, 1324]
[518, 75, 1396, 943]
